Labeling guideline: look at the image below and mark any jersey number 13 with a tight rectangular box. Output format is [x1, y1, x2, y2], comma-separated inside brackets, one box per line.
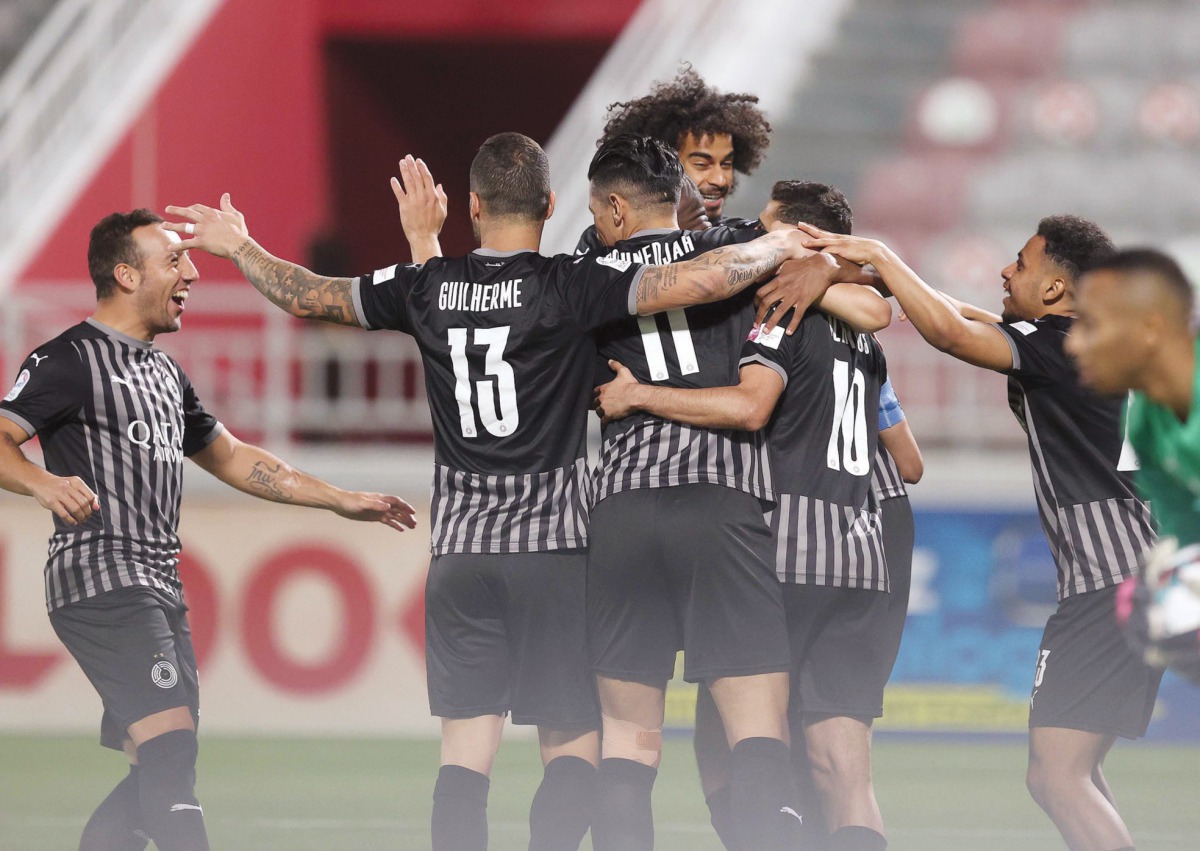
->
[448, 326, 519, 438]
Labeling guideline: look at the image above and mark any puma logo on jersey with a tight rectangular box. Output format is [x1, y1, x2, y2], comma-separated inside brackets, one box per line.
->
[780, 806, 803, 823]
[30, 353, 48, 366]
[111, 375, 132, 387]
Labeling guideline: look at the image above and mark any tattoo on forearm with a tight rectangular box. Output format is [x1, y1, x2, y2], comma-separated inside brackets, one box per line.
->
[637, 241, 786, 309]
[246, 461, 292, 501]
[232, 241, 356, 325]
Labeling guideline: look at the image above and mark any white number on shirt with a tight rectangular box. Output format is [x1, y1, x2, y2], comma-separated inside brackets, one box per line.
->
[827, 361, 870, 476]
[638, 310, 699, 381]
[448, 326, 519, 438]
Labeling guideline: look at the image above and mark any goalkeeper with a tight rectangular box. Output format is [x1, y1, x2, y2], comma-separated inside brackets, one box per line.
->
[1067, 247, 1200, 681]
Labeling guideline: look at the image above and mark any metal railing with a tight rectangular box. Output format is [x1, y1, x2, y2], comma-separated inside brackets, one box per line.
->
[0, 283, 432, 450]
[0, 0, 222, 291]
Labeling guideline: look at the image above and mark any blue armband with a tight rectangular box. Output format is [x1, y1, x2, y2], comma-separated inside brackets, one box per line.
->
[878, 378, 905, 430]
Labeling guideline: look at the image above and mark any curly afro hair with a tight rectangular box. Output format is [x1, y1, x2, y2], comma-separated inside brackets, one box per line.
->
[600, 66, 772, 175]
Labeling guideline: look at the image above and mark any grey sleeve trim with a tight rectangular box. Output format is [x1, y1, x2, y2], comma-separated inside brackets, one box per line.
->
[995, 324, 1021, 371]
[185, 422, 225, 457]
[627, 267, 646, 315]
[739, 354, 789, 389]
[0, 408, 35, 438]
[351, 277, 375, 330]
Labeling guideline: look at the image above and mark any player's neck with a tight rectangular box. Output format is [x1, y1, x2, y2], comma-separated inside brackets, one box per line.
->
[1143, 335, 1196, 422]
[477, 221, 543, 254]
[622, 209, 679, 239]
[91, 303, 155, 344]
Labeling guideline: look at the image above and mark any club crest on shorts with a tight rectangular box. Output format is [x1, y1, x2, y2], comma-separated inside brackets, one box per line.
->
[151, 660, 179, 689]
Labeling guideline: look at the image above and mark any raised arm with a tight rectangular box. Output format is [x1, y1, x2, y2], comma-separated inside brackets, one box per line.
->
[800, 224, 1014, 372]
[392, 155, 447, 264]
[0, 417, 98, 524]
[594, 360, 784, 432]
[165, 194, 360, 327]
[190, 431, 417, 532]
[634, 228, 805, 316]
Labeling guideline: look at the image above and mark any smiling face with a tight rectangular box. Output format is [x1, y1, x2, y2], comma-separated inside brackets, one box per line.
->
[128, 224, 197, 338]
[676, 131, 734, 221]
[999, 234, 1064, 323]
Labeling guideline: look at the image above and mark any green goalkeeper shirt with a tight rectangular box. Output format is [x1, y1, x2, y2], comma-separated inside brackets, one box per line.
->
[1128, 335, 1200, 545]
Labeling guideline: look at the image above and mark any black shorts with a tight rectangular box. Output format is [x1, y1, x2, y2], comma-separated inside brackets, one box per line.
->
[587, 484, 789, 685]
[49, 586, 199, 751]
[425, 551, 599, 729]
[784, 582, 903, 720]
[1029, 584, 1163, 739]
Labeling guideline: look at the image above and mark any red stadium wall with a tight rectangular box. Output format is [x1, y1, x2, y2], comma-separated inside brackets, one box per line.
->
[14, 0, 638, 288]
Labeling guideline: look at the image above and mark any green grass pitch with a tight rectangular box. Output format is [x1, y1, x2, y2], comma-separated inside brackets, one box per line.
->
[2, 734, 1198, 849]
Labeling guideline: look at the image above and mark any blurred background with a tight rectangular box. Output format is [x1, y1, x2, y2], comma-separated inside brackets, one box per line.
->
[1, 1, 1199, 847]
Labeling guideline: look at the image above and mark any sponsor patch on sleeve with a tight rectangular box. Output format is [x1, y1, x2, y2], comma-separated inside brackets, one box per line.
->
[748, 323, 784, 350]
[3, 368, 30, 402]
[372, 264, 398, 285]
[595, 255, 633, 272]
[1010, 320, 1037, 336]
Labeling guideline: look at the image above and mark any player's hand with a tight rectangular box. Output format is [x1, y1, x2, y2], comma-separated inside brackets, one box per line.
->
[164, 193, 251, 259]
[333, 491, 418, 532]
[593, 360, 642, 424]
[392, 155, 447, 263]
[797, 223, 885, 268]
[32, 474, 99, 525]
[754, 253, 841, 334]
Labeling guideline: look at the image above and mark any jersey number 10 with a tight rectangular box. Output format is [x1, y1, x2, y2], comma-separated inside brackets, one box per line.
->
[448, 326, 519, 438]
[828, 361, 870, 476]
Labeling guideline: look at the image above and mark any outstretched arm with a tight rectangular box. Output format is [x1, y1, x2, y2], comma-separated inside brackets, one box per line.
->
[594, 360, 784, 431]
[634, 228, 805, 318]
[800, 224, 1014, 372]
[190, 431, 417, 532]
[165, 195, 360, 327]
[0, 417, 98, 524]
[392, 155, 447, 264]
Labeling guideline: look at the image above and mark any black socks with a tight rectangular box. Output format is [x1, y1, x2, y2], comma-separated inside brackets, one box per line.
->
[432, 764, 490, 851]
[135, 730, 208, 851]
[79, 764, 148, 851]
[528, 755, 596, 851]
[827, 825, 887, 850]
[592, 758, 657, 851]
[730, 737, 804, 850]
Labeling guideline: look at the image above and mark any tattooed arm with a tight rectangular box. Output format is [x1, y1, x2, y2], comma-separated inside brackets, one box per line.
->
[190, 431, 418, 532]
[164, 194, 360, 327]
[634, 228, 806, 317]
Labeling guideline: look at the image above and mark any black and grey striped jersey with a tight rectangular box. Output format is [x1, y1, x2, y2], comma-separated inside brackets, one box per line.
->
[873, 377, 909, 502]
[741, 310, 888, 589]
[871, 446, 907, 503]
[352, 249, 644, 554]
[0, 319, 223, 612]
[997, 315, 1156, 600]
[588, 223, 775, 506]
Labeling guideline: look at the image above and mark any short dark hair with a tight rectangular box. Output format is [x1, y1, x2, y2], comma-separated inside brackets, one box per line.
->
[469, 132, 551, 221]
[1085, 247, 1195, 316]
[600, 66, 771, 175]
[769, 181, 853, 234]
[588, 134, 684, 207]
[87, 209, 163, 299]
[1036, 215, 1115, 281]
